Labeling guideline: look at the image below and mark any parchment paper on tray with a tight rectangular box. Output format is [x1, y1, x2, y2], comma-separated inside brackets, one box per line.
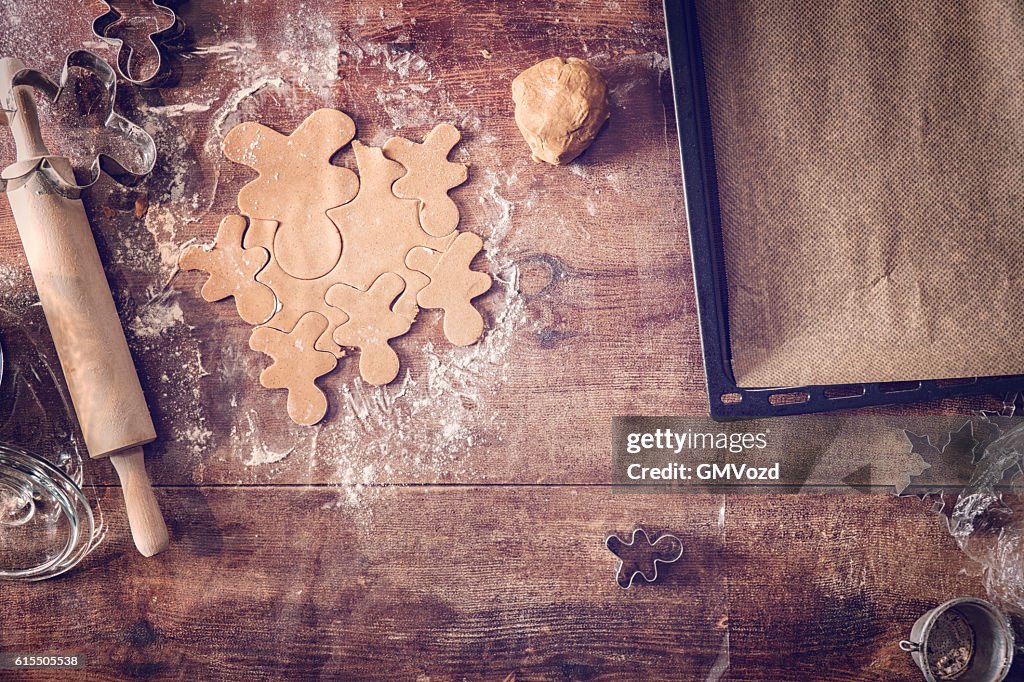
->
[695, 0, 1024, 388]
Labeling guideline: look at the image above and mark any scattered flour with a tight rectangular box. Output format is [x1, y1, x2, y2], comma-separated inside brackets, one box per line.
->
[143, 103, 213, 117]
[154, 15, 527, 512]
[237, 411, 296, 466]
[142, 205, 187, 283]
[130, 297, 186, 339]
[192, 41, 258, 56]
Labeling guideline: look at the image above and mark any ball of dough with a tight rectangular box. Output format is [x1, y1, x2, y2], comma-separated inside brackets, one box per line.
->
[511, 56, 610, 165]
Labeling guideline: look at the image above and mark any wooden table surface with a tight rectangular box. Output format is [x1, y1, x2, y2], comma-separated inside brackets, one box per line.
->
[0, 1, 1014, 680]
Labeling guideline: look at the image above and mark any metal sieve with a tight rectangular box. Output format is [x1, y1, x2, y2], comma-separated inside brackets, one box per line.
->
[900, 597, 1015, 682]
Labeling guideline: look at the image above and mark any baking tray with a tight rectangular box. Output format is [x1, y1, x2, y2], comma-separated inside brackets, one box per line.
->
[662, 0, 1024, 420]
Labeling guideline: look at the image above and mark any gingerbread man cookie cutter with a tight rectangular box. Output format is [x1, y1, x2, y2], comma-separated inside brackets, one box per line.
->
[605, 528, 683, 589]
[92, 0, 186, 87]
[0, 51, 157, 199]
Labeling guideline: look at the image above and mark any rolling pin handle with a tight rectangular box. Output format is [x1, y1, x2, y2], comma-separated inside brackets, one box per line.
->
[110, 447, 169, 557]
[0, 57, 50, 161]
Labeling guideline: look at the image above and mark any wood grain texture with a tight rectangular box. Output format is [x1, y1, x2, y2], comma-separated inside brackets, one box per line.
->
[0, 0, 1004, 487]
[0, 489, 1002, 681]
[0, 2, 1014, 680]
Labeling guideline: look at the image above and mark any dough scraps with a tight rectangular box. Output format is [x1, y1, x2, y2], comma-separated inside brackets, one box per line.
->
[181, 109, 492, 425]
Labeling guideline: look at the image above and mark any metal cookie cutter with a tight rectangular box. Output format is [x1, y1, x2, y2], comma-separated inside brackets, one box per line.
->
[605, 528, 683, 589]
[92, 0, 185, 87]
[0, 50, 157, 199]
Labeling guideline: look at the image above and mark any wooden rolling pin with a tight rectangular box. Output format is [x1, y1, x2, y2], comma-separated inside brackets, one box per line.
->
[0, 57, 168, 556]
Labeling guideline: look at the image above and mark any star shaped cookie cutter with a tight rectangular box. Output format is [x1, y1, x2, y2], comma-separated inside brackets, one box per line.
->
[92, 0, 185, 87]
[605, 528, 683, 589]
[0, 50, 157, 199]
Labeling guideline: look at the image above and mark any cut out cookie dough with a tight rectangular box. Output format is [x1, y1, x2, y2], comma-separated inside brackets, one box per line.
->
[248, 312, 339, 426]
[243, 217, 350, 357]
[512, 56, 610, 165]
[325, 273, 412, 386]
[184, 108, 491, 424]
[384, 123, 468, 238]
[328, 141, 457, 321]
[406, 232, 492, 346]
[223, 108, 358, 280]
[179, 214, 275, 325]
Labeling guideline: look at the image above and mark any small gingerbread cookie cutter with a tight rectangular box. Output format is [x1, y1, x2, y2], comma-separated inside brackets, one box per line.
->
[605, 528, 683, 589]
[92, 0, 185, 87]
[1, 50, 157, 199]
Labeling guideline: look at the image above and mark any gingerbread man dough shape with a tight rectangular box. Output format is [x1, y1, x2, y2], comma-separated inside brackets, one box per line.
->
[223, 109, 359, 280]
[179, 215, 276, 325]
[243, 218, 350, 357]
[327, 142, 456, 321]
[248, 312, 339, 426]
[383, 123, 468, 238]
[406, 231, 492, 346]
[325, 273, 413, 386]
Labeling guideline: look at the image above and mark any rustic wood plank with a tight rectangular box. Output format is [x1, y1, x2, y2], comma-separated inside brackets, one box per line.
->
[0, 4, 1012, 682]
[0, 1, 1004, 489]
[0, 489, 996, 681]
[723, 495, 1003, 681]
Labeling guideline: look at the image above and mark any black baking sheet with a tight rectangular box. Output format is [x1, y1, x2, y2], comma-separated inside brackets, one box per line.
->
[662, 0, 1024, 419]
